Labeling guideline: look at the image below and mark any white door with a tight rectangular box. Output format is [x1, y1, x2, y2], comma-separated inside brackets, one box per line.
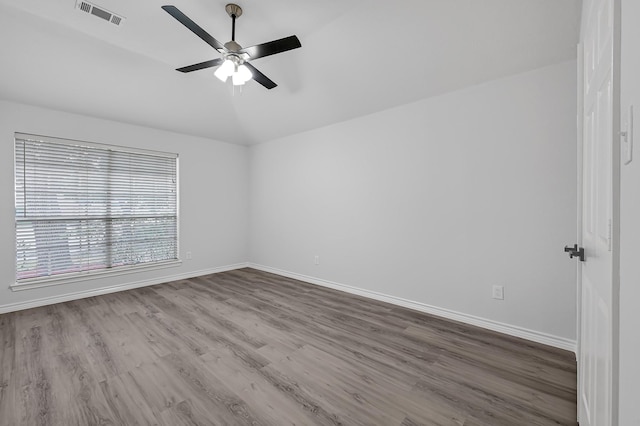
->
[579, 0, 620, 424]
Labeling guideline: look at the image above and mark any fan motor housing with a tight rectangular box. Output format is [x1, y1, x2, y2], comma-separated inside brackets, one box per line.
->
[224, 40, 242, 52]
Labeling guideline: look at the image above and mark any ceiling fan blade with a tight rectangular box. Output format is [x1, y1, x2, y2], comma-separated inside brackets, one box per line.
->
[176, 58, 224, 73]
[244, 63, 277, 89]
[162, 5, 225, 52]
[239, 35, 301, 60]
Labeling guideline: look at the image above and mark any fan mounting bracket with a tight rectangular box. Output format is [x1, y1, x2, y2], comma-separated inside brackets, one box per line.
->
[225, 3, 242, 18]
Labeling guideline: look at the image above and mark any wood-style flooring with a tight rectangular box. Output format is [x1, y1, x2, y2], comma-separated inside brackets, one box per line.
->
[0, 268, 577, 425]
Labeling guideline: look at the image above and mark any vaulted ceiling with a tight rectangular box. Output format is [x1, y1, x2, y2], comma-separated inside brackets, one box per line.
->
[0, 0, 581, 145]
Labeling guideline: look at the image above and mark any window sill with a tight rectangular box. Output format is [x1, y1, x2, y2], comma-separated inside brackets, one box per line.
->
[11, 259, 183, 292]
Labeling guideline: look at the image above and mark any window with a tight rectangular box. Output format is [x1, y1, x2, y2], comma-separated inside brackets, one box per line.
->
[14, 133, 178, 288]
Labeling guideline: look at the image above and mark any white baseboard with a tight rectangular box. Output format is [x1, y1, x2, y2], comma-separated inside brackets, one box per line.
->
[0, 262, 249, 314]
[2, 261, 577, 354]
[248, 263, 577, 354]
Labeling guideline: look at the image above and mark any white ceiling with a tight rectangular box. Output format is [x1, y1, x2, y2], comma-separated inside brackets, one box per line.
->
[0, 0, 581, 145]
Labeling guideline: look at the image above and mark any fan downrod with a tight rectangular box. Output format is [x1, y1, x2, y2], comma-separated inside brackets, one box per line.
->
[225, 3, 242, 18]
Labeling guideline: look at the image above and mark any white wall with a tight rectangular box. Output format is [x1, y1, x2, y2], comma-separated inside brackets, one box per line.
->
[618, 0, 640, 422]
[0, 100, 249, 311]
[249, 61, 578, 344]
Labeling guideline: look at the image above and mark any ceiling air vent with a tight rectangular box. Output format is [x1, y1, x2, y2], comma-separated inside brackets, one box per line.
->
[75, 1, 125, 27]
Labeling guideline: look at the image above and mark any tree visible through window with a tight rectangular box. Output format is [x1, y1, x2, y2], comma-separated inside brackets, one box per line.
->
[14, 133, 178, 284]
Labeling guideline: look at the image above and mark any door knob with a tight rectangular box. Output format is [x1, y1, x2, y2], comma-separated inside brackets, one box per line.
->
[564, 244, 585, 262]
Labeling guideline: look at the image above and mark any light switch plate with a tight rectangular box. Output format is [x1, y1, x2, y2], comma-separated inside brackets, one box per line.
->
[623, 105, 633, 165]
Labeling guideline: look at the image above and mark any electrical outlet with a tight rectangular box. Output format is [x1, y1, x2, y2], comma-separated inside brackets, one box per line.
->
[186, 251, 192, 260]
[492, 285, 504, 300]
[314, 255, 319, 265]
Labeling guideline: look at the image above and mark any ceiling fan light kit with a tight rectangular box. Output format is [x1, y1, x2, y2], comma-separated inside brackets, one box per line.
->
[214, 56, 252, 86]
[162, 3, 301, 90]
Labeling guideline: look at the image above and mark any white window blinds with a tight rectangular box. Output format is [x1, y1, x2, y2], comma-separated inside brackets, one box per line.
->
[14, 133, 178, 284]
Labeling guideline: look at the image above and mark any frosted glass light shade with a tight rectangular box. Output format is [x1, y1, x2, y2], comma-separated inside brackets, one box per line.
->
[214, 59, 235, 82]
[237, 64, 252, 83]
[232, 64, 253, 86]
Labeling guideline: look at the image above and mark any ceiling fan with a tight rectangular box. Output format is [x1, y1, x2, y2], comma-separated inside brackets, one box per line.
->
[162, 4, 301, 89]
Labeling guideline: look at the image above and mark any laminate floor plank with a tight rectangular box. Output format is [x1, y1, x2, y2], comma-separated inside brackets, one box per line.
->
[182, 290, 307, 352]
[50, 351, 116, 426]
[82, 304, 161, 373]
[140, 310, 212, 357]
[268, 344, 410, 425]
[166, 290, 269, 350]
[393, 307, 574, 371]
[124, 361, 195, 415]
[158, 351, 265, 426]
[402, 325, 576, 402]
[239, 284, 409, 342]
[227, 289, 444, 381]
[0, 268, 577, 425]
[224, 291, 440, 384]
[412, 359, 575, 426]
[293, 343, 468, 426]
[235, 275, 398, 322]
[200, 349, 317, 426]
[123, 312, 181, 359]
[57, 301, 123, 381]
[156, 397, 241, 426]
[99, 372, 162, 426]
[0, 313, 16, 423]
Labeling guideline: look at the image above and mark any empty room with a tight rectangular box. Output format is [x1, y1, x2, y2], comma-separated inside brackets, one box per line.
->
[0, 0, 638, 425]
